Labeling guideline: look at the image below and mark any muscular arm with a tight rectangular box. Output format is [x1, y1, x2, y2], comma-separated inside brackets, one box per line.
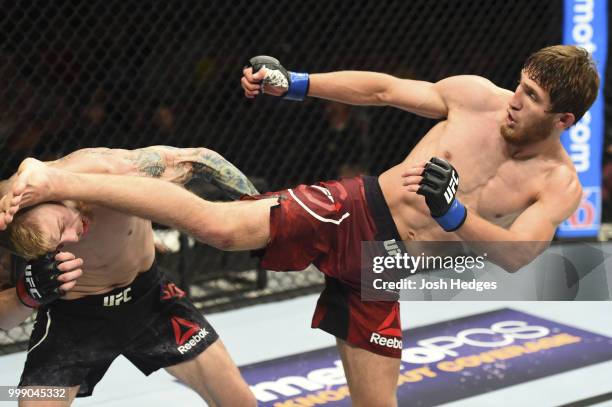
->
[133, 146, 259, 198]
[306, 72, 496, 119]
[35, 146, 258, 199]
[456, 168, 581, 271]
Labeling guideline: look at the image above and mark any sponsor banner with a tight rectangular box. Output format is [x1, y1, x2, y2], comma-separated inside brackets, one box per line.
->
[360, 241, 612, 301]
[559, 0, 607, 238]
[241, 308, 612, 406]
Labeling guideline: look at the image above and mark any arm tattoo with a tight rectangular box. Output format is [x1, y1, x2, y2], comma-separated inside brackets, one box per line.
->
[131, 146, 258, 199]
[46, 145, 257, 199]
[135, 151, 166, 178]
[191, 152, 259, 199]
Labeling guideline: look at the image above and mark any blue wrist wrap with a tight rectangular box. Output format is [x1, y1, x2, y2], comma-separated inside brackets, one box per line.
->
[434, 199, 467, 232]
[284, 72, 310, 101]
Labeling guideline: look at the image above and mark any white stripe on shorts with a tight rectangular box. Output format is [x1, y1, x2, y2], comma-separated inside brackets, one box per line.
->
[288, 188, 350, 225]
[28, 309, 51, 354]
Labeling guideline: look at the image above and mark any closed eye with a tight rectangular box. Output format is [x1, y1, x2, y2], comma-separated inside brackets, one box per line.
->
[520, 82, 539, 102]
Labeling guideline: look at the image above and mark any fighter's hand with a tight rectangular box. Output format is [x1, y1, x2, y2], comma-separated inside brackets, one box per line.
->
[401, 162, 427, 192]
[242, 56, 310, 101]
[16, 251, 84, 308]
[54, 251, 84, 294]
[241, 66, 268, 98]
[403, 157, 467, 232]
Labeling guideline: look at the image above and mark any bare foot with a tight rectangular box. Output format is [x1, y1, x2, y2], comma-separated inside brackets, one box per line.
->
[13, 158, 57, 208]
[0, 158, 60, 230]
[0, 192, 21, 230]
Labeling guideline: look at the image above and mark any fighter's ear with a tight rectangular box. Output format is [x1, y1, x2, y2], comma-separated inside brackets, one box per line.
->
[556, 112, 575, 130]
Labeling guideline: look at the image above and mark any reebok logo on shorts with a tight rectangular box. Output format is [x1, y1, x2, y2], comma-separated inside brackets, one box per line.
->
[171, 316, 209, 354]
[370, 333, 403, 349]
[370, 306, 403, 349]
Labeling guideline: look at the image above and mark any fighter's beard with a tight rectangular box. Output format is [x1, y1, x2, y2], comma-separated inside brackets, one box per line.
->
[500, 119, 553, 146]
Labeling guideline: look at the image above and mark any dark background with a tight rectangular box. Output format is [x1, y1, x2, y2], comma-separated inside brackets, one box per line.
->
[0, 0, 578, 189]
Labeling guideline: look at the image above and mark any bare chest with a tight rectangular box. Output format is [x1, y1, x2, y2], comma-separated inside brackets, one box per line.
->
[464, 164, 539, 226]
[63, 208, 155, 292]
[437, 122, 543, 225]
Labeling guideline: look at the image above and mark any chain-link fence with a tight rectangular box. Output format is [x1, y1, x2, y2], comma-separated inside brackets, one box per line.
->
[1, 0, 605, 353]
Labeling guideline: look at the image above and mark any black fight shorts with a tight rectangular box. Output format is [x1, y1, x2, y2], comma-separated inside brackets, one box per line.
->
[19, 263, 218, 397]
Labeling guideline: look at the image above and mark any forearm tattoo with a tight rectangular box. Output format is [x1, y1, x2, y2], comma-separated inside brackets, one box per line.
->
[135, 150, 166, 178]
[133, 147, 258, 199]
[190, 153, 259, 199]
[52, 146, 258, 199]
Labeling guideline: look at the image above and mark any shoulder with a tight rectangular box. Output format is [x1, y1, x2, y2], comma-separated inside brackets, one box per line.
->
[434, 75, 508, 112]
[540, 162, 581, 217]
[545, 147, 580, 187]
[436, 75, 497, 90]
[545, 162, 580, 194]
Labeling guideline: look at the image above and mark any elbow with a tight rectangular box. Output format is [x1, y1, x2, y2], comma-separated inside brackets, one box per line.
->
[374, 90, 393, 106]
[500, 261, 522, 274]
[492, 234, 549, 273]
[493, 258, 523, 273]
[372, 74, 401, 106]
[497, 252, 538, 273]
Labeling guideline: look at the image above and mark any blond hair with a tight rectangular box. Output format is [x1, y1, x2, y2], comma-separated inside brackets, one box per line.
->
[0, 207, 54, 260]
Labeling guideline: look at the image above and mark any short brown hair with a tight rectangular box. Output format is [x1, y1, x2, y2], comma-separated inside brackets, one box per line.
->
[523, 45, 599, 122]
[0, 207, 53, 260]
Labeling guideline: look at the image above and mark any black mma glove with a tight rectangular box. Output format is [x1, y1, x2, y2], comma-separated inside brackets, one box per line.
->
[418, 157, 467, 232]
[248, 56, 310, 101]
[15, 253, 64, 308]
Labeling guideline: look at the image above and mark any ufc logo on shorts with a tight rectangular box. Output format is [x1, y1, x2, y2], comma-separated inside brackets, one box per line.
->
[444, 171, 459, 204]
[103, 287, 132, 307]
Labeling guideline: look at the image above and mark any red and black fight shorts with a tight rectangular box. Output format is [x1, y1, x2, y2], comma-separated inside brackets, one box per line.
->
[19, 262, 218, 397]
[250, 176, 403, 358]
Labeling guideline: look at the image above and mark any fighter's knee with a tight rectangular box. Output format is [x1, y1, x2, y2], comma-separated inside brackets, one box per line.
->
[206, 225, 239, 251]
